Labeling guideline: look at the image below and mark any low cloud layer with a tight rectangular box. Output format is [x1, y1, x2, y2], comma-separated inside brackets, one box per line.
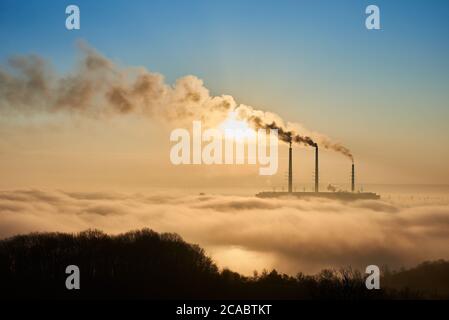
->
[1, 189, 448, 274]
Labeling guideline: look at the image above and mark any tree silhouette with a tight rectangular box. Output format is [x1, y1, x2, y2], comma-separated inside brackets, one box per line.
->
[0, 229, 446, 299]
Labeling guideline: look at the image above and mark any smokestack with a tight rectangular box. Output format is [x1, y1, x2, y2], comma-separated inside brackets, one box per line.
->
[351, 163, 355, 192]
[288, 141, 292, 193]
[315, 146, 319, 193]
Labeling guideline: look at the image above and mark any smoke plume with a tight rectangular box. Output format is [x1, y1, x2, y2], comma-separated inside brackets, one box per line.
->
[0, 42, 233, 127]
[238, 105, 353, 160]
[0, 41, 352, 159]
[247, 115, 317, 147]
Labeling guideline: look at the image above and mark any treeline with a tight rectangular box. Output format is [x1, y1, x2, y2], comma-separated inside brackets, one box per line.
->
[0, 229, 447, 299]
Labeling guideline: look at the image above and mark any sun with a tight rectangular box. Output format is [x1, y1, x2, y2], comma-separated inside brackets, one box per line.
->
[218, 111, 256, 141]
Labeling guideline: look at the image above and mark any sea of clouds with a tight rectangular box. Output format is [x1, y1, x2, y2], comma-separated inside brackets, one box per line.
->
[1, 189, 448, 275]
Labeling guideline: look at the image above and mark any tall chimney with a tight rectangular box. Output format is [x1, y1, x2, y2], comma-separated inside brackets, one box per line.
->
[315, 146, 319, 193]
[288, 141, 292, 193]
[351, 162, 355, 192]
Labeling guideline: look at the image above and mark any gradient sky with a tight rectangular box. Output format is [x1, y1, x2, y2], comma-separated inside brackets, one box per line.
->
[1, 0, 449, 189]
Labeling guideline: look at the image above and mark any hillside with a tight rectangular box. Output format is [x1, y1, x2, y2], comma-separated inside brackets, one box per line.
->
[0, 229, 447, 299]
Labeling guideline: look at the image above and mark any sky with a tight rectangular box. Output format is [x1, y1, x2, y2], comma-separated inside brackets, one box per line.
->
[1, 0, 449, 190]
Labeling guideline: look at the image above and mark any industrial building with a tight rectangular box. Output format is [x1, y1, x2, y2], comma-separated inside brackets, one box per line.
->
[256, 142, 380, 200]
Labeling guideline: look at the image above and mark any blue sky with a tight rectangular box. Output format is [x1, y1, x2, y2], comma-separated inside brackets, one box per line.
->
[1, 1, 448, 112]
[1, 0, 449, 183]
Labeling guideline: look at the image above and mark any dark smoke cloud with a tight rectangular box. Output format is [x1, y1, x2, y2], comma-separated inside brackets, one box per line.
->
[240, 106, 353, 160]
[0, 42, 353, 159]
[0, 42, 232, 126]
[248, 116, 317, 147]
[322, 140, 354, 161]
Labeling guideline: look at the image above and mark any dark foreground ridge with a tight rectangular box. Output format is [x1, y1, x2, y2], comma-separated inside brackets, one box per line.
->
[0, 229, 447, 299]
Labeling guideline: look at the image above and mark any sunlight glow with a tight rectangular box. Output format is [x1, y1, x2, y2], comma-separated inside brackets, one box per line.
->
[218, 111, 256, 141]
